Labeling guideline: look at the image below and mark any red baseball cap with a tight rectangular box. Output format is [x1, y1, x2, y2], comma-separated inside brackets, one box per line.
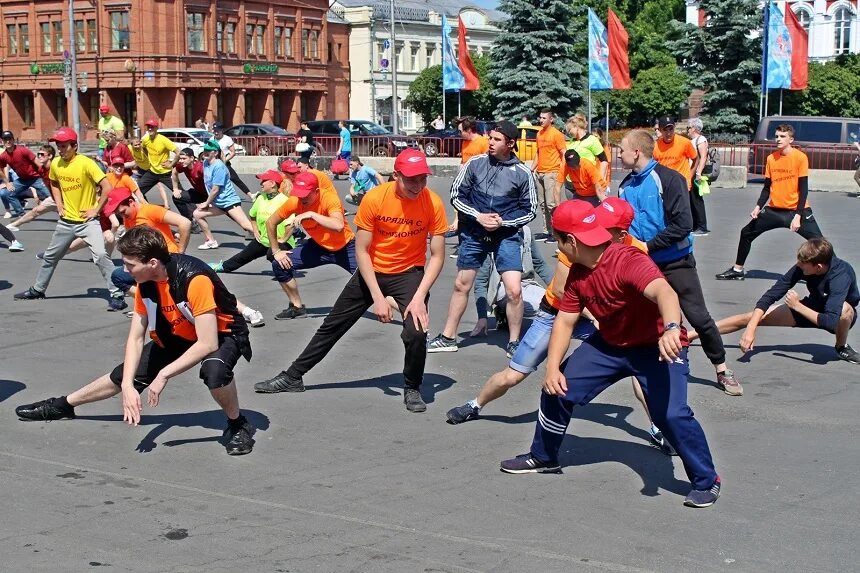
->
[394, 148, 432, 177]
[279, 159, 300, 174]
[595, 197, 635, 231]
[110, 156, 126, 166]
[99, 105, 110, 113]
[103, 187, 134, 216]
[256, 169, 284, 185]
[49, 127, 78, 143]
[144, 118, 159, 128]
[551, 200, 612, 246]
[291, 171, 319, 198]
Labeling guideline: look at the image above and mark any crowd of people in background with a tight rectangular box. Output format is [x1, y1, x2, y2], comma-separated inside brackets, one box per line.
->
[2, 106, 858, 511]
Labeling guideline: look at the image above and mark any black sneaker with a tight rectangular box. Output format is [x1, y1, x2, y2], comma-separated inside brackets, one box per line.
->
[534, 232, 550, 242]
[715, 267, 745, 280]
[107, 297, 128, 312]
[14, 287, 46, 301]
[684, 476, 721, 508]
[16, 397, 75, 421]
[692, 228, 710, 236]
[836, 344, 860, 364]
[544, 236, 557, 244]
[446, 403, 479, 424]
[253, 371, 305, 393]
[649, 427, 678, 456]
[274, 304, 307, 320]
[500, 453, 561, 474]
[404, 388, 426, 412]
[427, 334, 458, 353]
[223, 419, 254, 455]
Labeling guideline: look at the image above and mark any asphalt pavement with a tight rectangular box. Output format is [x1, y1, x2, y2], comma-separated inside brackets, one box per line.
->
[0, 175, 858, 572]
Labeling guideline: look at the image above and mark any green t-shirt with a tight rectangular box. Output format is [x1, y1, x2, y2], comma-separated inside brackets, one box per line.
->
[248, 191, 295, 248]
[97, 116, 126, 149]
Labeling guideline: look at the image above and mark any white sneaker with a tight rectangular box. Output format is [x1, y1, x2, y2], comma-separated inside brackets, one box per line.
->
[197, 240, 219, 250]
[8, 240, 24, 252]
[243, 307, 265, 327]
[2, 212, 11, 219]
[6, 224, 19, 232]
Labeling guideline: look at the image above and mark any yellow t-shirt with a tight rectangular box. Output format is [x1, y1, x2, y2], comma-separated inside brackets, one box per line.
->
[141, 133, 177, 175]
[97, 115, 125, 149]
[49, 154, 106, 222]
[128, 143, 151, 171]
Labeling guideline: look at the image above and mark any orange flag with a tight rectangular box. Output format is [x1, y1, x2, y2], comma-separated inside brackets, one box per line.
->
[457, 16, 480, 91]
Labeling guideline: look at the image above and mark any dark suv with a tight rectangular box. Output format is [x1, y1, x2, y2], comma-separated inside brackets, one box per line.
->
[749, 115, 860, 174]
[305, 120, 419, 157]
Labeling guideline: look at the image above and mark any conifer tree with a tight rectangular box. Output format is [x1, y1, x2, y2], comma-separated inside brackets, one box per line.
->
[490, 0, 584, 120]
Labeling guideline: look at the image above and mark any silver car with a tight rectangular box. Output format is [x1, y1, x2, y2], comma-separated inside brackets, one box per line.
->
[158, 128, 246, 158]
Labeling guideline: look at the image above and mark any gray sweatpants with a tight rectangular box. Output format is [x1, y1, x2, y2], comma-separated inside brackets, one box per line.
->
[34, 218, 121, 298]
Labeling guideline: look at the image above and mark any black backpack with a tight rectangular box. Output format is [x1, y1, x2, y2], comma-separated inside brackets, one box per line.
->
[696, 136, 721, 182]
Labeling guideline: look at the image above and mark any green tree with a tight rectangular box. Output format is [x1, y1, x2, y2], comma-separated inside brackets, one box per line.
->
[490, 0, 583, 120]
[782, 55, 860, 117]
[668, 0, 762, 134]
[592, 63, 688, 126]
[403, 55, 496, 127]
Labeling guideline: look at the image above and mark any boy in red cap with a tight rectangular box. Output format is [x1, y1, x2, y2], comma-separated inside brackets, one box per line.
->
[14, 127, 127, 311]
[499, 200, 722, 508]
[260, 170, 357, 320]
[254, 149, 448, 413]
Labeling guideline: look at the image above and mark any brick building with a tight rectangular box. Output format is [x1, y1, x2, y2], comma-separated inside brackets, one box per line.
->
[0, 0, 350, 140]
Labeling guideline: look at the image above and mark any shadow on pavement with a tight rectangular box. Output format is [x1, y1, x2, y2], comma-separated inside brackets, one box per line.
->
[77, 409, 270, 453]
[0, 280, 12, 291]
[307, 372, 455, 404]
[743, 269, 786, 281]
[728, 342, 839, 365]
[0, 380, 26, 403]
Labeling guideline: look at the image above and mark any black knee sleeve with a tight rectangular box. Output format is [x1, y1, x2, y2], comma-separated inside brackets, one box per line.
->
[199, 357, 234, 389]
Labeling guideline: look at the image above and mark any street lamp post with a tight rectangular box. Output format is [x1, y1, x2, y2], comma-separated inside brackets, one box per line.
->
[390, 0, 398, 134]
[68, 0, 81, 135]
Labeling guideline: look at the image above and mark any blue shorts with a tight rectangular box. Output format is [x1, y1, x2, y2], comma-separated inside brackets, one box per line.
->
[271, 238, 357, 283]
[509, 311, 599, 374]
[457, 230, 523, 272]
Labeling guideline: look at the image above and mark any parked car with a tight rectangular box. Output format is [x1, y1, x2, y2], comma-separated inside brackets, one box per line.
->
[591, 117, 625, 130]
[158, 128, 246, 158]
[749, 115, 860, 174]
[305, 120, 420, 157]
[413, 127, 462, 157]
[223, 124, 294, 156]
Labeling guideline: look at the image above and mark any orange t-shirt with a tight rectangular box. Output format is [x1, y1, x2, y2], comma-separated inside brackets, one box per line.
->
[310, 168, 337, 196]
[275, 189, 354, 251]
[602, 143, 612, 186]
[623, 234, 648, 253]
[353, 182, 448, 274]
[535, 126, 567, 174]
[543, 251, 573, 310]
[561, 158, 602, 197]
[461, 136, 489, 165]
[653, 135, 697, 187]
[125, 203, 180, 253]
[765, 149, 810, 210]
[106, 171, 139, 193]
[134, 275, 234, 345]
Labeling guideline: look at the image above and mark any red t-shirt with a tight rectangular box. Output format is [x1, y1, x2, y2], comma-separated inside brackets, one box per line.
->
[0, 145, 40, 179]
[176, 161, 206, 193]
[103, 142, 133, 169]
[559, 242, 687, 347]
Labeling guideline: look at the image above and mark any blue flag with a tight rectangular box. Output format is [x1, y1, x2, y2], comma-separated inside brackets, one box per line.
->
[442, 15, 464, 92]
[588, 8, 612, 91]
[766, 2, 792, 90]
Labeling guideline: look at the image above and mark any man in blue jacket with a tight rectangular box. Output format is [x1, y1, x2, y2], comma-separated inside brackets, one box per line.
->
[618, 129, 743, 396]
[428, 120, 537, 358]
[694, 237, 859, 364]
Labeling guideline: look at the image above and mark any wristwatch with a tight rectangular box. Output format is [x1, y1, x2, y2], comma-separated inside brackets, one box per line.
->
[664, 322, 680, 331]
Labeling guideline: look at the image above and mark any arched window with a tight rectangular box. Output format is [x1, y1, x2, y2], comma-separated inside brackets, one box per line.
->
[793, 7, 812, 32]
[833, 6, 852, 55]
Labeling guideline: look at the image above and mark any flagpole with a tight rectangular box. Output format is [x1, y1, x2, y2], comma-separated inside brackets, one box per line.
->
[764, 89, 769, 117]
[605, 99, 609, 139]
[458, 91, 461, 118]
[588, 89, 592, 129]
[779, 89, 783, 115]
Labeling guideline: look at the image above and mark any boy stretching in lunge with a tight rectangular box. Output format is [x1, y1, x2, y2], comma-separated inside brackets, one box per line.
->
[693, 238, 858, 364]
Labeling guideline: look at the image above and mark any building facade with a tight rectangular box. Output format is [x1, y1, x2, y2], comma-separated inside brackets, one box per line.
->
[331, 0, 503, 133]
[686, 0, 858, 61]
[0, 0, 350, 140]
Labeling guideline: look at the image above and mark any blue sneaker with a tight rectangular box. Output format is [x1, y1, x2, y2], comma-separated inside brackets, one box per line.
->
[500, 453, 561, 474]
[209, 260, 224, 272]
[684, 476, 721, 508]
[107, 297, 128, 312]
[446, 403, 480, 424]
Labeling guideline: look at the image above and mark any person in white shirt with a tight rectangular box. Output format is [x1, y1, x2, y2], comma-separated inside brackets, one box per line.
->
[212, 122, 254, 200]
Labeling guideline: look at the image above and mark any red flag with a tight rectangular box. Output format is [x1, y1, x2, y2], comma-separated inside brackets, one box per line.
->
[784, 8, 808, 90]
[607, 9, 631, 90]
[457, 16, 480, 91]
